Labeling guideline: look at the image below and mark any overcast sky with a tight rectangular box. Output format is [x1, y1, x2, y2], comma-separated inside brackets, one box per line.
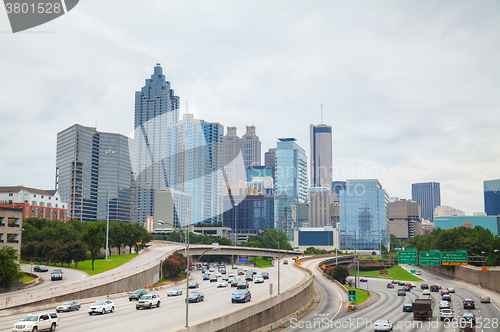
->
[1, 1, 499, 215]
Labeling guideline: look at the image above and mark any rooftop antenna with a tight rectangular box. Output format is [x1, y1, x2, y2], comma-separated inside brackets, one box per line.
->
[185, 99, 189, 115]
[321, 103, 323, 125]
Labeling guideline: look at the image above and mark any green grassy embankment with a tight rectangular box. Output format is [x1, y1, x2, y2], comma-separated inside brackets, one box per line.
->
[354, 265, 423, 282]
[345, 286, 370, 305]
[21, 253, 138, 276]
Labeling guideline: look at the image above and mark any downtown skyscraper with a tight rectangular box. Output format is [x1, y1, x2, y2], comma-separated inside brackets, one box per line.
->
[310, 123, 332, 190]
[134, 64, 180, 224]
[56, 124, 137, 222]
[411, 182, 441, 222]
[223, 125, 261, 185]
[274, 138, 309, 241]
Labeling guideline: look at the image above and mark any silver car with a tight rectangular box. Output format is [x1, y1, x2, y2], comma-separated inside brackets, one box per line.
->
[374, 319, 393, 331]
[88, 300, 115, 315]
[440, 308, 454, 321]
[56, 300, 81, 312]
[167, 287, 182, 296]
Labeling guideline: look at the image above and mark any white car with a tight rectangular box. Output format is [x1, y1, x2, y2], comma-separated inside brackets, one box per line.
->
[439, 301, 450, 309]
[167, 287, 182, 296]
[88, 300, 115, 315]
[374, 319, 393, 331]
[254, 276, 264, 283]
[423, 289, 431, 296]
[12, 312, 59, 332]
[216, 272, 222, 278]
[136, 293, 161, 309]
[440, 308, 454, 321]
[217, 280, 228, 288]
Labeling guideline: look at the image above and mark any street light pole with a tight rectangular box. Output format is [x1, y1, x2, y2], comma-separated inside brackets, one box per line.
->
[234, 203, 238, 246]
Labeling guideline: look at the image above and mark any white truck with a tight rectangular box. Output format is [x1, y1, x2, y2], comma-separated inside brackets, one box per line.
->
[12, 312, 60, 332]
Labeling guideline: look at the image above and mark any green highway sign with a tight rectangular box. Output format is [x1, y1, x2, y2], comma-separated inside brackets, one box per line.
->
[406, 248, 418, 252]
[398, 250, 418, 265]
[456, 250, 467, 253]
[430, 249, 441, 253]
[410, 270, 416, 274]
[348, 290, 356, 302]
[442, 251, 468, 265]
[420, 251, 441, 265]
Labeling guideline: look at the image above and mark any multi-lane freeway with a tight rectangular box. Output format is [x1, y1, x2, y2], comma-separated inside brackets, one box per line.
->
[0, 263, 308, 331]
[277, 261, 500, 332]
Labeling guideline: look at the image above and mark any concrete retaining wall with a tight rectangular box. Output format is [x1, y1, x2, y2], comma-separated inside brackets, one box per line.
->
[174, 267, 314, 332]
[421, 265, 500, 293]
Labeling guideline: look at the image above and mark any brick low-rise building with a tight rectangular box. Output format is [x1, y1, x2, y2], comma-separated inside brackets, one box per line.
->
[0, 186, 70, 221]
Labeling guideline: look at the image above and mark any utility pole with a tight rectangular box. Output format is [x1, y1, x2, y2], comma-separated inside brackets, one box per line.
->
[354, 229, 357, 289]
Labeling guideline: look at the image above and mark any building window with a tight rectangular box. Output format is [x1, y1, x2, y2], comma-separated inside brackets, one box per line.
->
[32, 201, 37, 206]
[41, 195, 44, 198]
[33, 194, 36, 197]
[8, 193, 13, 196]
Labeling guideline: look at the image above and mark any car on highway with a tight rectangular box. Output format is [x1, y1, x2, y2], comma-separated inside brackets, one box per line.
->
[254, 276, 264, 284]
[463, 299, 475, 309]
[447, 287, 455, 293]
[373, 319, 393, 331]
[398, 281, 406, 286]
[188, 292, 204, 303]
[440, 308, 454, 321]
[52, 269, 63, 275]
[387, 283, 394, 288]
[402, 303, 413, 312]
[391, 280, 399, 284]
[237, 280, 250, 289]
[222, 275, 229, 281]
[167, 288, 182, 296]
[12, 312, 59, 332]
[439, 300, 450, 309]
[88, 300, 115, 315]
[228, 276, 235, 283]
[210, 275, 217, 282]
[238, 269, 245, 275]
[430, 285, 439, 292]
[217, 280, 228, 288]
[56, 300, 81, 312]
[422, 289, 431, 296]
[232, 264, 237, 269]
[360, 278, 368, 282]
[403, 286, 410, 292]
[211, 242, 219, 246]
[261, 272, 269, 279]
[397, 289, 406, 296]
[441, 289, 449, 296]
[416, 270, 421, 275]
[216, 272, 222, 278]
[232, 289, 251, 303]
[442, 294, 451, 302]
[436, 284, 442, 289]
[136, 293, 161, 309]
[203, 274, 210, 280]
[283, 260, 288, 265]
[231, 278, 241, 287]
[481, 295, 490, 303]
[251, 269, 257, 275]
[245, 274, 254, 281]
[228, 272, 235, 278]
[459, 321, 474, 332]
[189, 282, 200, 289]
[461, 312, 476, 325]
[51, 271, 63, 281]
[420, 284, 429, 290]
[33, 265, 48, 272]
[209, 267, 215, 272]
[129, 289, 147, 301]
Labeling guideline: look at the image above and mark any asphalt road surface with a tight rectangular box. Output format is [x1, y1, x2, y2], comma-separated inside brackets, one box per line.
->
[0, 263, 308, 332]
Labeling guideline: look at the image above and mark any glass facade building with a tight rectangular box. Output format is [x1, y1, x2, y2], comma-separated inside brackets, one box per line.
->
[339, 179, 389, 250]
[484, 179, 500, 216]
[310, 124, 332, 190]
[222, 194, 274, 235]
[134, 63, 180, 224]
[166, 114, 224, 224]
[274, 138, 309, 241]
[434, 215, 500, 235]
[56, 124, 137, 222]
[412, 182, 440, 222]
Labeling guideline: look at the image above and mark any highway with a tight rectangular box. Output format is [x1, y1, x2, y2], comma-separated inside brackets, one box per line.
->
[277, 262, 500, 332]
[0, 263, 308, 331]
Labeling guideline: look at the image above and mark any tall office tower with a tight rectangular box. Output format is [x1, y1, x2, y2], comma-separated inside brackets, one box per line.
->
[339, 179, 389, 250]
[274, 138, 309, 241]
[310, 123, 332, 190]
[308, 187, 337, 228]
[389, 199, 421, 239]
[264, 148, 276, 167]
[223, 127, 244, 186]
[134, 64, 180, 224]
[411, 182, 441, 222]
[484, 179, 500, 216]
[56, 124, 137, 222]
[241, 125, 261, 168]
[166, 113, 224, 225]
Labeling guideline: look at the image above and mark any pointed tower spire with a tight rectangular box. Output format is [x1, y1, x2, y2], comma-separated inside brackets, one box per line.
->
[321, 103, 324, 125]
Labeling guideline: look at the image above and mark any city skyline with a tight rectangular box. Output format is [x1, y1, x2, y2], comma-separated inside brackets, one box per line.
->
[1, 1, 499, 215]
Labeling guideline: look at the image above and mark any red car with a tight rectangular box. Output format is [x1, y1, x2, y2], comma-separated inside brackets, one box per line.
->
[387, 283, 394, 288]
[441, 290, 449, 296]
